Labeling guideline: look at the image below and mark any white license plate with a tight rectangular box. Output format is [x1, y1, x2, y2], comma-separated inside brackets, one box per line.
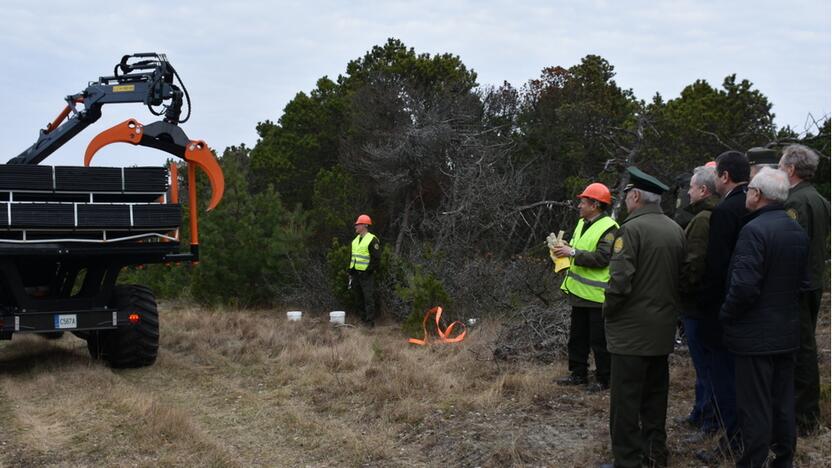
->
[54, 314, 77, 329]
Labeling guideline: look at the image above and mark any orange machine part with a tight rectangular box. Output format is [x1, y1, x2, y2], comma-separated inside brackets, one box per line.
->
[82, 119, 226, 255]
[160, 162, 180, 244]
[169, 161, 180, 204]
[183, 140, 224, 211]
[47, 106, 73, 133]
[83, 120, 223, 212]
[46, 98, 84, 133]
[188, 164, 199, 247]
[83, 119, 143, 166]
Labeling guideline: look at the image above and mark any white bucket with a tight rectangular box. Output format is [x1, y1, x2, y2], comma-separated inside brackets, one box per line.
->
[286, 311, 302, 321]
[330, 311, 346, 325]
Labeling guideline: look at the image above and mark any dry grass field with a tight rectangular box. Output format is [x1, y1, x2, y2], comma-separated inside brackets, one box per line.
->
[0, 297, 828, 467]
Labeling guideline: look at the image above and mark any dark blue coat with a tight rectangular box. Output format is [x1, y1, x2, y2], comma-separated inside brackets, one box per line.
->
[719, 204, 810, 355]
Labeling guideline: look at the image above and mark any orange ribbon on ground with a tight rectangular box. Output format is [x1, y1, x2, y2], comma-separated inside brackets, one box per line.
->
[408, 306, 467, 345]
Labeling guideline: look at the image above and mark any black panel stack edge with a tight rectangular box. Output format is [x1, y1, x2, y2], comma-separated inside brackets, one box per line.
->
[0, 166, 167, 192]
[0, 166, 181, 231]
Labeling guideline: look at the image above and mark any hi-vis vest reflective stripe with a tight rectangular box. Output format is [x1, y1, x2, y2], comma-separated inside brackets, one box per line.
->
[350, 233, 377, 271]
[560, 216, 618, 303]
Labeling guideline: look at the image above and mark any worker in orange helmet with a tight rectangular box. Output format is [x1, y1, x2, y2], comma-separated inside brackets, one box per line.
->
[349, 214, 381, 327]
[552, 182, 619, 392]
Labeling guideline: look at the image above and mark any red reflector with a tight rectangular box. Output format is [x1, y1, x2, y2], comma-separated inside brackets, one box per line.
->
[128, 313, 140, 324]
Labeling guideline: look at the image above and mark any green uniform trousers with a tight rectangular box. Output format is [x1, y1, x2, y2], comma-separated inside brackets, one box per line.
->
[795, 288, 822, 431]
[352, 271, 376, 324]
[610, 354, 669, 468]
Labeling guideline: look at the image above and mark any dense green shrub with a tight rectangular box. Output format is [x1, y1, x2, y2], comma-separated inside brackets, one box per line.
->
[191, 151, 310, 306]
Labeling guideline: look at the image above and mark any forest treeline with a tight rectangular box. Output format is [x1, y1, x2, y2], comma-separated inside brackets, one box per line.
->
[125, 38, 831, 322]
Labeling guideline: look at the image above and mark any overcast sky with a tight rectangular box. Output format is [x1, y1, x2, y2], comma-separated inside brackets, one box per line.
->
[1, 0, 829, 167]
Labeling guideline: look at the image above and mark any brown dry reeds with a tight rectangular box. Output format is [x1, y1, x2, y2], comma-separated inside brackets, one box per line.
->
[0, 297, 828, 467]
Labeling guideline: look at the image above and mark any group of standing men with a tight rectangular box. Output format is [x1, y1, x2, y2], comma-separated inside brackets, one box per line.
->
[555, 144, 829, 468]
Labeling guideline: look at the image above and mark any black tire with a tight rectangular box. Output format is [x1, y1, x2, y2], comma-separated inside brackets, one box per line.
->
[87, 284, 159, 368]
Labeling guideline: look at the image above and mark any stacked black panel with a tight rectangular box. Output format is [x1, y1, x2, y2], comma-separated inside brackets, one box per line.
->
[0, 165, 180, 233]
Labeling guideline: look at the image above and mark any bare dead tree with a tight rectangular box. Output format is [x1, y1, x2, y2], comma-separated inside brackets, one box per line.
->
[601, 114, 655, 219]
[695, 128, 738, 151]
[769, 113, 831, 158]
[340, 73, 490, 255]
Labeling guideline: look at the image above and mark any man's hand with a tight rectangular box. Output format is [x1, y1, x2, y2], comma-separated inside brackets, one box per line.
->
[552, 244, 574, 258]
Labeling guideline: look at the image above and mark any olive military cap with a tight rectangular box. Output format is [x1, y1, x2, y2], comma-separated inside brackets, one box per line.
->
[623, 166, 670, 195]
[746, 147, 780, 166]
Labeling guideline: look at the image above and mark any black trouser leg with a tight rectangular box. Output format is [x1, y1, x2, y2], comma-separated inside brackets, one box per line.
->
[589, 308, 610, 385]
[735, 354, 771, 468]
[795, 288, 822, 431]
[640, 356, 669, 467]
[610, 354, 644, 468]
[568, 307, 591, 378]
[707, 344, 738, 439]
[771, 354, 796, 468]
[356, 273, 376, 323]
[735, 354, 796, 468]
[610, 354, 669, 468]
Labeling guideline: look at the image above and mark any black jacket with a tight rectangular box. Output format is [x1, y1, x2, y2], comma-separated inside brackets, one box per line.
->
[699, 184, 747, 345]
[719, 204, 809, 355]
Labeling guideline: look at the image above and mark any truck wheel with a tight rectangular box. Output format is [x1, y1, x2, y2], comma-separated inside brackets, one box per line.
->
[91, 284, 159, 368]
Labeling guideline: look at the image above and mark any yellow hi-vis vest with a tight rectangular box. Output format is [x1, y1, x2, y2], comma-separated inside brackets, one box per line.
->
[560, 216, 618, 304]
[350, 232, 377, 271]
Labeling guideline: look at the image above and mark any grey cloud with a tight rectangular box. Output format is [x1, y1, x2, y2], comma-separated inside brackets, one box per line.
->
[0, 0, 828, 167]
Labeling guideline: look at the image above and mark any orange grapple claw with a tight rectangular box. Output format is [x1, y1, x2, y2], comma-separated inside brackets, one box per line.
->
[84, 119, 144, 166]
[183, 140, 224, 211]
[83, 119, 224, 212]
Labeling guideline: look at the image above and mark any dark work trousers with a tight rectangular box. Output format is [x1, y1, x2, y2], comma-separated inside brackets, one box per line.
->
[567, 306, 610, 384]
[707, 343, 738, 441]
[682, 318, 717, 432]
[795, 288, 822, 431]
[735, 353, 796, 468]
[610, 354, 669, 468]
[352, 271, 376, 324]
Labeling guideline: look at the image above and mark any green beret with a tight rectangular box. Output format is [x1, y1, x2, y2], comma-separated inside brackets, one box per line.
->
[624, 166, 670, 195]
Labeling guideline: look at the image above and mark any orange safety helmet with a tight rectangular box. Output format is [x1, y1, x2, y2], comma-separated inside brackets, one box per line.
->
[577, 183, 612, 205]
[354, 214, 373, 226]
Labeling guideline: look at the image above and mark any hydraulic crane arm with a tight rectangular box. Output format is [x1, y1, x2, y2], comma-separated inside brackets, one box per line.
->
[9, 53, 184, 166]
[7, 53, 224, 257]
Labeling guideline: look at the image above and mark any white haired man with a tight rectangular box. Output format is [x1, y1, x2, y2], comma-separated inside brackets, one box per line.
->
[720, 167, 809, 467]
[678, 165, 720, 438]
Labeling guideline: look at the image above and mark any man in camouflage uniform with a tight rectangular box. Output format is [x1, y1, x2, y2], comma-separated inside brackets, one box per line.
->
[779, 144, 831, 434]
[601, 167, 686, 468]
